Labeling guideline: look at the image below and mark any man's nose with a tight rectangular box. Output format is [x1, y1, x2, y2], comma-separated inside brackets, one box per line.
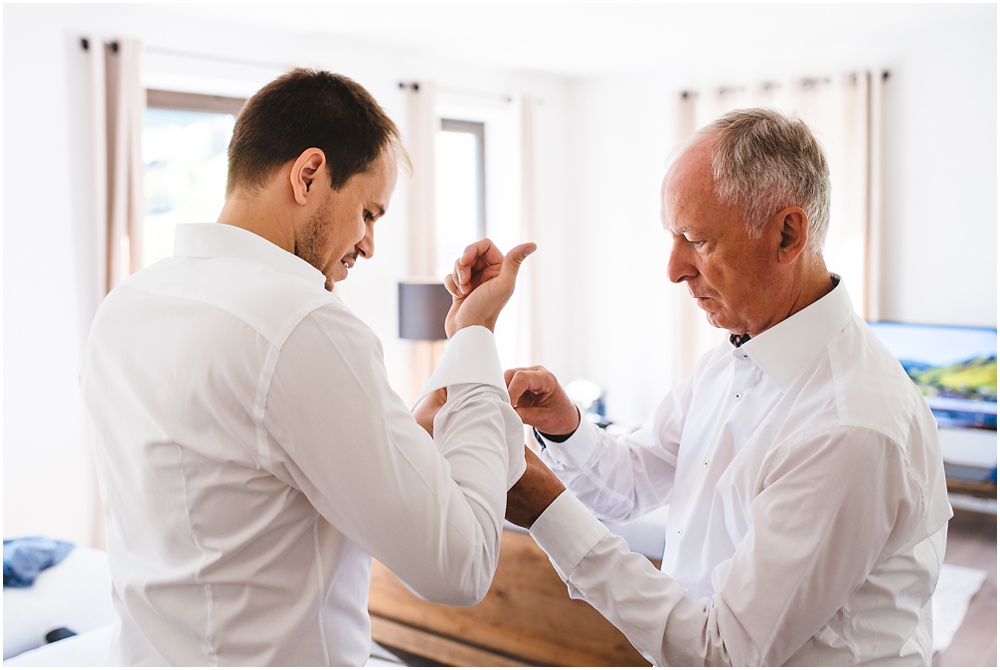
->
[356, 227, 375, 260]
[667, 243, 695, 284]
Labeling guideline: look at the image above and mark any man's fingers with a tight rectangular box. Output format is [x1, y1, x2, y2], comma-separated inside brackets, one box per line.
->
[499, 242, 537, 283]
[444, 273, 460, 298]
[512, 404, 550, 426]
[503, 365, 551, 390]
[453, 256, 470, 295]
[452, 239, 534, 296]
[455, 238, 503, 295]
[506, 371, 531, 408]
[507, 369, 547, 408]
[461, 238, 503, 266]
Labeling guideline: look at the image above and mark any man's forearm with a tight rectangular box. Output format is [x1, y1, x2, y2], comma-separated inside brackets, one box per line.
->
[530, 493, 733, 667]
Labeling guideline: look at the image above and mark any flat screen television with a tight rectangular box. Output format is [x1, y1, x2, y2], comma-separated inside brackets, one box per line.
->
[867, 322, 997, 431]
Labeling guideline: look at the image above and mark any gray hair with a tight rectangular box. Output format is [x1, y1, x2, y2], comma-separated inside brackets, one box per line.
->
[696, 108, 831, 254]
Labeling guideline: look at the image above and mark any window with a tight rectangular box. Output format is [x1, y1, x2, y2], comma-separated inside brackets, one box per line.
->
[434, 119, 485, 278]
[142, 90, 245, 267]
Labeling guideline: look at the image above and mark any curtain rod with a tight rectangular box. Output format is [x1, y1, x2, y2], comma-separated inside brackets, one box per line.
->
[80, 38, 118, 52]
[399, 82, 513, 105]
[81, 41, 523, 105]
[143, 46, 296, 71]
[680, 70, 891, 99]
[80, 39, 295, 71]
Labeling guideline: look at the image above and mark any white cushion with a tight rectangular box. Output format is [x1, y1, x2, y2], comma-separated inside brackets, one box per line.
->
[3, 624, 113, 666]
[3, 548, 116, 659]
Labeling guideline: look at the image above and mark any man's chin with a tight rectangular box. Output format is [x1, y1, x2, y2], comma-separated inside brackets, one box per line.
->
[330, 263, 349, 286]
[701, 309, 728, 331]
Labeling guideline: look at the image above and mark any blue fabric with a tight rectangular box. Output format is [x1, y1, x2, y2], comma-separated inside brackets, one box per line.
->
[3, 537, 74, 588]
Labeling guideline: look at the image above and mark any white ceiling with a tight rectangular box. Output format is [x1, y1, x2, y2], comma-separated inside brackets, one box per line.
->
[159, 3, 993, 79]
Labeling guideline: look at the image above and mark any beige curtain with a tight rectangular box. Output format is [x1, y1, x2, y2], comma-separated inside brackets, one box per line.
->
[83, 36, 146, 548]
[405, 82, 439, 279]
[515, 94, 540, 367]
[675, 72, 883, 379]
[403, 82, 441, 401]
[102, 39, 145, 292]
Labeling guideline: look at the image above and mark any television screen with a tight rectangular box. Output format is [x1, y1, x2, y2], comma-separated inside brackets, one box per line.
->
[867, 322, 997, 431]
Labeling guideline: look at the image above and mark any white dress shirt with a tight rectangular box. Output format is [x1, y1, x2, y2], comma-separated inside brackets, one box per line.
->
[532, 278, 952, 666]
[80, 223, 525, 666]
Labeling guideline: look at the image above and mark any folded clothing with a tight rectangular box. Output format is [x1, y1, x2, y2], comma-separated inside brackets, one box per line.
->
[4, 538, 74, 588]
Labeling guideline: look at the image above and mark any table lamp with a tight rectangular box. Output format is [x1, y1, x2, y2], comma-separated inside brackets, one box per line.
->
[398, 281, 453, 401]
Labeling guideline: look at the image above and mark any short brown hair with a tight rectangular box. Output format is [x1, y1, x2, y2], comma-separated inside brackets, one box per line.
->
[227, 69, 407, 194]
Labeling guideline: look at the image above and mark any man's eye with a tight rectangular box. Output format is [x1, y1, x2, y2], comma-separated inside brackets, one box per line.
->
[685, 237, 705, 247]
[364, 210, 374, 223]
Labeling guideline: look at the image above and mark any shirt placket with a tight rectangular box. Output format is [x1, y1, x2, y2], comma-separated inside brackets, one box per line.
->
[664, 352, 753, 582]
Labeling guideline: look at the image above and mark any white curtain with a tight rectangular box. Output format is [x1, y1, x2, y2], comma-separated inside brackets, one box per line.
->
[675, 71, 883, 379]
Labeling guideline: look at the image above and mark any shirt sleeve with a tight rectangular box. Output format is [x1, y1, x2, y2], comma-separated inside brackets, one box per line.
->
[264, 309, 524, 607]
[538, 381, 689, 523]
[531, 426, 926, 666]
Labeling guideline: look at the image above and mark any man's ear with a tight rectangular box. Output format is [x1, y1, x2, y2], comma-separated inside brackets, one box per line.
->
[289, 148, 327, 206]
[775, 206, 809, 265]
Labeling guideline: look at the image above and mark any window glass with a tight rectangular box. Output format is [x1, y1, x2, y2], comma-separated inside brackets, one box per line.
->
[434, 120, 485, 279]
[141, 109, 235, 267]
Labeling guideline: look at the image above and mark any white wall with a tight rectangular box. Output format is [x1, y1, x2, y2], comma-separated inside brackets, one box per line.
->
[566, 13, 998, 427]
[879, 20, 997, 326]
[562, 74, 682, 424]
[5, 7, 104, 545]
[2, 4, 572, 546]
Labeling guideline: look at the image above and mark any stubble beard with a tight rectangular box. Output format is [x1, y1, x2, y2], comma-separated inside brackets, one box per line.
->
[296, 209, 335, 292]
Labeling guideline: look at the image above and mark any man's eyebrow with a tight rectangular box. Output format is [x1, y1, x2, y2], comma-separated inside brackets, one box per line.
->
[666, 223, 697, 235]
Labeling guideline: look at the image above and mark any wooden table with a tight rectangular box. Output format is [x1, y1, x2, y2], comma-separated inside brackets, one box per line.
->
[369, 529, 650, 666]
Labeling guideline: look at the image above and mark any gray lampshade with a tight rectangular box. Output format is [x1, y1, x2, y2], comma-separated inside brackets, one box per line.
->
[398, 282, 452, 341]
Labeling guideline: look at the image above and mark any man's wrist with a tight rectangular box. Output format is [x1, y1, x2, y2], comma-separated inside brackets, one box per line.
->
[536, 406, 581, 443]
[452, 318, 497, 336]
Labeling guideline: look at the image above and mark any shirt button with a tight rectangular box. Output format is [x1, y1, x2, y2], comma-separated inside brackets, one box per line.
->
[703, 460, 710, 467]
[734, 392, 742, 400]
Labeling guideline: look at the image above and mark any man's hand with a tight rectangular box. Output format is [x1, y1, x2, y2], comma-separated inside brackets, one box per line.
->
[505, 366, 580, 437]
[443, 239, 536, 338]
[506, 446, 566, 529]
[413, 387, 447, 437]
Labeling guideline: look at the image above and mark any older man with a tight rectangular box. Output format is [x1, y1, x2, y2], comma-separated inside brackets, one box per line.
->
[81, 69, 532, 665]
[498, 109, 952, 665]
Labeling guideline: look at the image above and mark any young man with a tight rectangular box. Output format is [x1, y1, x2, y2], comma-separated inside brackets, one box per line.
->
[81, 69, 533, 665]
[497, 108, 952, 666]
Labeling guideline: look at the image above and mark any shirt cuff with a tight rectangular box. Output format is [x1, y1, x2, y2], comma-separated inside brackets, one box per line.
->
[530, 490, 609, 580]
[537, 416, 601, 469]
[415, 326, 507, 404]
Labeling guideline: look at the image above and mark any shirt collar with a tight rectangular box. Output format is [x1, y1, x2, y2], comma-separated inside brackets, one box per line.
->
[740, 275, 854, 392]
[173, 223, 327, 288]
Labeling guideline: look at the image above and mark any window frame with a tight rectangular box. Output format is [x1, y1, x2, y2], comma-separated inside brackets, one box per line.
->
[146, 89, 246, 116]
